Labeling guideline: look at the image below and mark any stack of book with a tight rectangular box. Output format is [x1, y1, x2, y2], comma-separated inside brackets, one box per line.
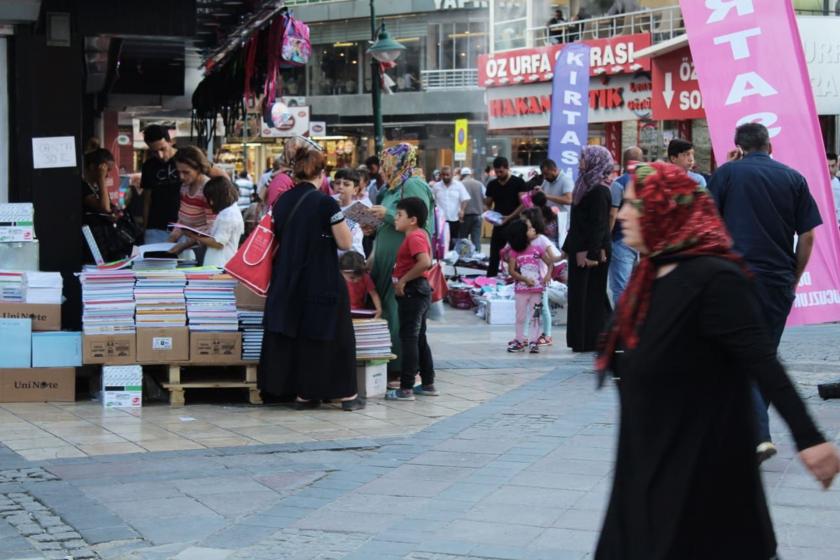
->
[134, 270, 187, 327]
[0, 271, 25, 302]
[238, 310, 264, 361]
[80, 270, 136, 334]
[185, 270, 238, 331]
[353, 319, 392, 359]
[24, 272, 63, 304]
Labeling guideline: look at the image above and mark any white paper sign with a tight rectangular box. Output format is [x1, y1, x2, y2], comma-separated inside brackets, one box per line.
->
[32, 136, 77, 169]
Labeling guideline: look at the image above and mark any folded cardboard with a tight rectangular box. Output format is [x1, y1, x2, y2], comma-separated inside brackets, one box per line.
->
[484, 298, 516, 325]
[136, 327, 189, 364]
[0, 318, 32, 367]
[83, 334, 136, 365]
[101, 365, 142, 408]
[189, 332, 242, 364]
[0, 303, 60, 331]
[32, 331, 82, 367]
[235, 282, 266, 311]
[0, 368, 75, 402]
[356, 361, 387, 398]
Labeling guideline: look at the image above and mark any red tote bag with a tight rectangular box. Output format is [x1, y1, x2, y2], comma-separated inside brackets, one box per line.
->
[428, 262, 448, 303]
[225, 189, 316, 295]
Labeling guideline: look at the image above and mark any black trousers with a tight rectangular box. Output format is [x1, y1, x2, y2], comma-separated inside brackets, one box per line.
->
[396, 278, 435, 390]
[566, 258, 612, 352]
[487, 224, 509, 277]
[460, 214, 482, 252]
[447, 221, 461, 250]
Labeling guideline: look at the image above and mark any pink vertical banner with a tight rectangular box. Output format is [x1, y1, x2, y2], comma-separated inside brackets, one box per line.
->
[680, 0, 840, 326]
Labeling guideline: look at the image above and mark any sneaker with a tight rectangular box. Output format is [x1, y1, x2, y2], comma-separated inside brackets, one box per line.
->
[756, 441, 777, 464]
[529, 342, 540, 354]
[341, 397, 366, 411]
[507, 340, 526, 353]
[385, 389, 416, 401]
[537, 334, 553, 346]
[413, 385, 440, 396]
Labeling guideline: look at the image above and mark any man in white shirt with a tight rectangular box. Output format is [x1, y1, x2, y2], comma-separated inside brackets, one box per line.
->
[433, 166, 471, 249]
[534, 158, 574, 246]
[828, 152, 840, 229]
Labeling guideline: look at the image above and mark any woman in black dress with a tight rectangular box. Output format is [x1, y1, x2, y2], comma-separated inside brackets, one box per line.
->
[563, 145, 614, 352]
[259, 143, 364, 411]
[595, 163, 840, 560]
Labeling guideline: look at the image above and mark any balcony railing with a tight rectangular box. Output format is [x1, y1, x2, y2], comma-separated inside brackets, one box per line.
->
[528, 6, 685, 49]
[420, 69, 480, 91]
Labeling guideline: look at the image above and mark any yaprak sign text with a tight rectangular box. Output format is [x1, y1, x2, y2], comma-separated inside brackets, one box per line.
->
[487, 75, 652, 130]
[479, 34, 651, 87]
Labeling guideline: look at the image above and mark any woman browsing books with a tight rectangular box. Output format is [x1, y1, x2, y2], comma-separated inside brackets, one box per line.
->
[182, 177, 243, 267]
[166, 146, 215, 260]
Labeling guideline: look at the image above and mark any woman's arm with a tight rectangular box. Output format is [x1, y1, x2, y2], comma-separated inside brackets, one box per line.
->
[700, 269, 840, 487]
[332, 221, 353, 251]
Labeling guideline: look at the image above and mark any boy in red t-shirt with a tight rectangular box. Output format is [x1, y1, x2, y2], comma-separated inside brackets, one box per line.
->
[387, 197, 439, 401]
[339, 251, 382, 318]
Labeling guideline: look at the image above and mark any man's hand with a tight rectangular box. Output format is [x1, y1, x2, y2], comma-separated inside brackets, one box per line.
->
[727, 147, 744, 162]
[394, 279, 406, 297]
[799, 442, 840, 490]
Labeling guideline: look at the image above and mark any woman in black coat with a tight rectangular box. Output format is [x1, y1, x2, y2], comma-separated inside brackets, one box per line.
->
[563, 145, 614, 352]
[259, 143, 364, 411]
[595, 163, 840, 560]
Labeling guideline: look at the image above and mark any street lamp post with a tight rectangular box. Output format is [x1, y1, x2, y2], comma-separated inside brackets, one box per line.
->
[368, 0, 405, 156]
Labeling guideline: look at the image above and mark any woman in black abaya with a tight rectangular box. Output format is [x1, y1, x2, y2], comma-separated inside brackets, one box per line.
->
[595, 162, 840, 560]
[259, 141, 364, 410]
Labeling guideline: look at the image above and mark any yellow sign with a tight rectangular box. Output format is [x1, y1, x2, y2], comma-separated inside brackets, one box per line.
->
[454, 119, 469, 161]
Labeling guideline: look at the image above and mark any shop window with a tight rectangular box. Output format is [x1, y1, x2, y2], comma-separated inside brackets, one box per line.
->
[493, 0, 528, 51]
[430, 21, 488, 71]
[280, 66, 306, 96]
[310, 42, 362, 95]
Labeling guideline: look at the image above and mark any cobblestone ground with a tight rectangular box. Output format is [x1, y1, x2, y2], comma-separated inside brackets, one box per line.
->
[0, 323, 837, 560]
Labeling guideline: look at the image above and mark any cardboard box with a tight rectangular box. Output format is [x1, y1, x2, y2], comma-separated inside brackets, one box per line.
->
[0, 303, 61, 331]
[235, 282, 266, 311]
[189, 332, 242, 364]
[356, 361, 387, 398]
[101, 365, 142, 408]
[83, 334, 136, 365]
[0, 318, 32, 367]
[0, 368, 75, 402]
[32, 332, 82, 367]
[136, 327, 189, 364]
[485, 298, 516, 325]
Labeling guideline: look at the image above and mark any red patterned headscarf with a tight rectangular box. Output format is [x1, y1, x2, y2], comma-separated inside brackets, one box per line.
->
[596, 162, 744, 374]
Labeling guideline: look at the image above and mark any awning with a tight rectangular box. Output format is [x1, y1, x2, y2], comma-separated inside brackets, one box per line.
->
[634, 34, 688, 59]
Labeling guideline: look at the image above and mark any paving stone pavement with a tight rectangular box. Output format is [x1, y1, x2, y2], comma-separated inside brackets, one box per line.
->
[0, 324, 837, 560]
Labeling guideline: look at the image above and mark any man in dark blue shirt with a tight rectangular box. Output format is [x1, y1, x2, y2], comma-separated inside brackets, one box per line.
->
[709, 123, 822, 463]
[608, 146, 643, 303]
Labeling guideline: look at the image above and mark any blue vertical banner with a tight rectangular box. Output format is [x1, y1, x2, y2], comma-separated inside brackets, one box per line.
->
[548, 43, 591, 182]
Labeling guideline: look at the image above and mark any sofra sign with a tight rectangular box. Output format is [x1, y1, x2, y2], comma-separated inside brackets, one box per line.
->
[434, 0, 488, 9]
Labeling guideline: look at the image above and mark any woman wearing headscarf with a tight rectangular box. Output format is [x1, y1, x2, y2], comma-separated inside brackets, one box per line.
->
[259, 142, 365, 411]
[368, 144, 435, 379]
[595, 162, 840, 560]
[562, 145, 614, 352]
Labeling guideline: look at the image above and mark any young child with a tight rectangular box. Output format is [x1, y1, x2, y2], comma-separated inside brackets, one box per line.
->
[531, 191, 560, 247]
[333, 168, 370, 257]
[340, 251, 382, 318]
[521, 208, 563, 346]
[506, 219, 554, 354]
[386, 197, 438, 401]
[185, 177, 244, 267]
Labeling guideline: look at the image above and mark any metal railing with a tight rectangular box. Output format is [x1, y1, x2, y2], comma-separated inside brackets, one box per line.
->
[420, 69, 480, 91]
[527, 5, 684, 49]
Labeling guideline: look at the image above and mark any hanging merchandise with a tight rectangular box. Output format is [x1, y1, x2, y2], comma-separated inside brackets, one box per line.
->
[280, 11, 311, 68]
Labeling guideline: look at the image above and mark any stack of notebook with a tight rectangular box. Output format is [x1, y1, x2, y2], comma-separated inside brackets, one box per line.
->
[80, 270, 136, 334]
[134, 270, 187, 327]
[353, 319, 392, 359]
[185, 270, 239, 331]
[0, 271, 25, 302]
[24, 272, 63, 304]
[238, 310, 264, 361]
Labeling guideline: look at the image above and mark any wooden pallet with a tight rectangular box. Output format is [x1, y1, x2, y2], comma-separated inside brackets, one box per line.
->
[162, 362, 262, 407]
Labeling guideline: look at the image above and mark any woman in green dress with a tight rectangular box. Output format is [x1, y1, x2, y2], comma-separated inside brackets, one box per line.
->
[368, 144, 435, 378]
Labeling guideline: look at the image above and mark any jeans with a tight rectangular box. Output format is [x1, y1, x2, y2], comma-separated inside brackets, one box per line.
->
[460, 214, 482, 253]
[144, 228, 170, 244]
[447, 221, 461, 250]
[487, 224, 509, 277]
[397, 278, 435, 390]
[608, 239, 637, 303]
[750, 276, 796, 443]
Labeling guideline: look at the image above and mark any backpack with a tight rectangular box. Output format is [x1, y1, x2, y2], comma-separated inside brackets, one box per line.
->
[280, 13, 311, 68]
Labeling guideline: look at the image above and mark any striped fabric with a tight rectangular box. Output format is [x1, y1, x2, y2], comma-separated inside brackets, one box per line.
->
[178, 179, 215, 233]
